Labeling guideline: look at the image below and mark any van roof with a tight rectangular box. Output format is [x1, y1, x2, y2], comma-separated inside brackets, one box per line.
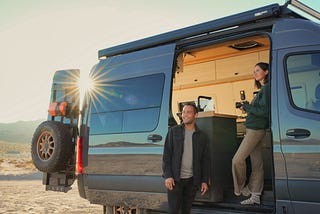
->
[98, 3, 302, 59]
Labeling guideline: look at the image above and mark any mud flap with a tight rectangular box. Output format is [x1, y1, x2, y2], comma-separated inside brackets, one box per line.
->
[43, 172, 76, 192]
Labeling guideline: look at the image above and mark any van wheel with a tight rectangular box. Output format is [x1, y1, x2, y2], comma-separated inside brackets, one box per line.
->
[31, 121, 73, 172]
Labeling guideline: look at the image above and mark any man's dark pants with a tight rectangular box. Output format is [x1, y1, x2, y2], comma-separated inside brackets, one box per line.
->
[167, 178, 197, 214]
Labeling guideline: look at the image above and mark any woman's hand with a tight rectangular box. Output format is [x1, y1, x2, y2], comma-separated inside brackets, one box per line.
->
[200, 182, 209, 195]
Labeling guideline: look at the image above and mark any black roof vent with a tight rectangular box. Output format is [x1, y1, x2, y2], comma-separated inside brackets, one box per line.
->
[229, 40, 262, 50]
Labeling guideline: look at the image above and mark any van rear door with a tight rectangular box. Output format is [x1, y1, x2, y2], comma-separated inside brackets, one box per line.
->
[35, 69, 80, 192]
[272, 17, 320, 213]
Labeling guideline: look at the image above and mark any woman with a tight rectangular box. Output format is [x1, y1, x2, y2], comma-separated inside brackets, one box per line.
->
[232, 62, 270, 205]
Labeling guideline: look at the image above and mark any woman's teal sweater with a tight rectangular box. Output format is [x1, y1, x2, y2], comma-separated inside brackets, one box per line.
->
[243, 82, 270, 130]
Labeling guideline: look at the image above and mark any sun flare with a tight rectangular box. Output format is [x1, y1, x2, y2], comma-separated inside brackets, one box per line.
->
[78, 72, 96, 110]
[78, 73, 94, 94]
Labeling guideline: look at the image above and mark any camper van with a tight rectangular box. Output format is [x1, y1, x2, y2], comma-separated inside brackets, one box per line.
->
[31, 1, 320, 213]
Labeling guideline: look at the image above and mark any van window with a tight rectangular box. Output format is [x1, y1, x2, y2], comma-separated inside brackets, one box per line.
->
[89, 73, 165, 134]
[287, 52, 320, 112]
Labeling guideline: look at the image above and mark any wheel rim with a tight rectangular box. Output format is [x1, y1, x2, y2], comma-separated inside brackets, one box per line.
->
[115, 206, 137, 214]
[37, 131, 55, 160]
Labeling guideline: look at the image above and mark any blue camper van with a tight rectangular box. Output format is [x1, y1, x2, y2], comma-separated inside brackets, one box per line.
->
[31, 1, 320, 213]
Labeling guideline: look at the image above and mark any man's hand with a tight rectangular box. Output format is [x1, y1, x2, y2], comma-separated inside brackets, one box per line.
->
[200, 182, 208, 195]
[165, 177, 175, 190]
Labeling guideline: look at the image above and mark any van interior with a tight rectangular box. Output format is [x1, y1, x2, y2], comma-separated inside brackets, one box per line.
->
[170, 34, 274, 212]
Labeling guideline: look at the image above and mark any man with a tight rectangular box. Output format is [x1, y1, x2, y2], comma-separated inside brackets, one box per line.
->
[162, 103, 210, 214]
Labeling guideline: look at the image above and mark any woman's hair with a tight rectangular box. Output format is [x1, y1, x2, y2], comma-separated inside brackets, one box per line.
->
[254, 62, 269, 89]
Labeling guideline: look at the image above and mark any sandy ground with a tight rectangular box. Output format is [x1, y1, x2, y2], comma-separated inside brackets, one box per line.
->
[0, 142, 102, 214]
[0, 180, 102, 214]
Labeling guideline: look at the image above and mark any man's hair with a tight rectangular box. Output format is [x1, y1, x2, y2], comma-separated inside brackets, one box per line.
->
[183, 102, 198, 113]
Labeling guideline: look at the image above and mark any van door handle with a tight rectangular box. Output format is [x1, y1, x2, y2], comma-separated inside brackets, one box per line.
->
[286, 129, 311, 139]
[147, 134, 162, 142]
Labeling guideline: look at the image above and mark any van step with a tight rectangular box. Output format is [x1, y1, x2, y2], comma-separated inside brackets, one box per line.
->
[192, 203, 274, 214]
[146, 204, 273, 214]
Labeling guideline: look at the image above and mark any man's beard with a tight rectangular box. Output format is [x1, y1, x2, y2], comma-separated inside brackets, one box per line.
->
[183, 118, 194, 125]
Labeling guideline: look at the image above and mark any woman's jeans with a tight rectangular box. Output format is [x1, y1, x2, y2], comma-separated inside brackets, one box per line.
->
[232, 128, 266, 195]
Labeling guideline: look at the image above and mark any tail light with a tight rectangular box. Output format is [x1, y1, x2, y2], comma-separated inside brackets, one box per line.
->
[77, 136, 83, 174]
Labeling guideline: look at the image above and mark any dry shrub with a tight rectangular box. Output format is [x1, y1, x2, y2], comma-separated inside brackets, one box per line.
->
[0, 141, 36, 171]
[12, 159, 36, 170]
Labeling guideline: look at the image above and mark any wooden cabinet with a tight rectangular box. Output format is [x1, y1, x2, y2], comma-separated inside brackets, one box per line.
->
[175, 61, 215, 86]
[195, 112, 237, 202]
[216, 53, 258, 79]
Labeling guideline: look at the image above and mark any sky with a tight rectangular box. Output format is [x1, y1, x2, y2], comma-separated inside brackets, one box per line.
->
[1, 0, 317, 123]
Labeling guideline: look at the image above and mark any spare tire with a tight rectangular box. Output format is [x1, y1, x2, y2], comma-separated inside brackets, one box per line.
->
[31, 121, 74, 172]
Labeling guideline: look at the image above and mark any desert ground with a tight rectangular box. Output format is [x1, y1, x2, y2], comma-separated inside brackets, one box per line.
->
[0, 141, 102, 214]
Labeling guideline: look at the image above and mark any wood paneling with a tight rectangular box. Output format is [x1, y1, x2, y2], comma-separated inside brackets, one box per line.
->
[175, 61, 215, 86]
[183, 36, 269, 65]
[216, 53, 258, 79]
[172, 35, 270, 118]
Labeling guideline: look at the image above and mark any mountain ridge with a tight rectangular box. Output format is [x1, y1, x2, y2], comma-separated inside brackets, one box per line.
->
[0, 119, 45, 144]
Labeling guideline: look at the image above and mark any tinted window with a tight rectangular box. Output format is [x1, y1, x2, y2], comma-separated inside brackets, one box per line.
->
[89, 73, 164, 134]
[286, 52, 320, 112]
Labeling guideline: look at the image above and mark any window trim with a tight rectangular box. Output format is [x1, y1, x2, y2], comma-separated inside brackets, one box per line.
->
[284, 50, 320, 114]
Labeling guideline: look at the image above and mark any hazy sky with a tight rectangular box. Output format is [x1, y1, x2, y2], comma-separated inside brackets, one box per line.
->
[1, 0, 310, 123]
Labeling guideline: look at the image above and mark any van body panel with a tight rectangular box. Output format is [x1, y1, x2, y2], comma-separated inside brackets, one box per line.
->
[272, 19, 320, 50]
[87, 175, 165, 193]
[87, 43, 175, 145]
[86, 175, 167, 209]
[84, 44, 176, 208]
[272, 17, 320, 211]
[277, 47, 320, 211]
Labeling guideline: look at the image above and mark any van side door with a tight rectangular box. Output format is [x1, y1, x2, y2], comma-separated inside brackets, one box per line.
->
[83, 44, 176, 208]
[273, 19, 320, 213]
